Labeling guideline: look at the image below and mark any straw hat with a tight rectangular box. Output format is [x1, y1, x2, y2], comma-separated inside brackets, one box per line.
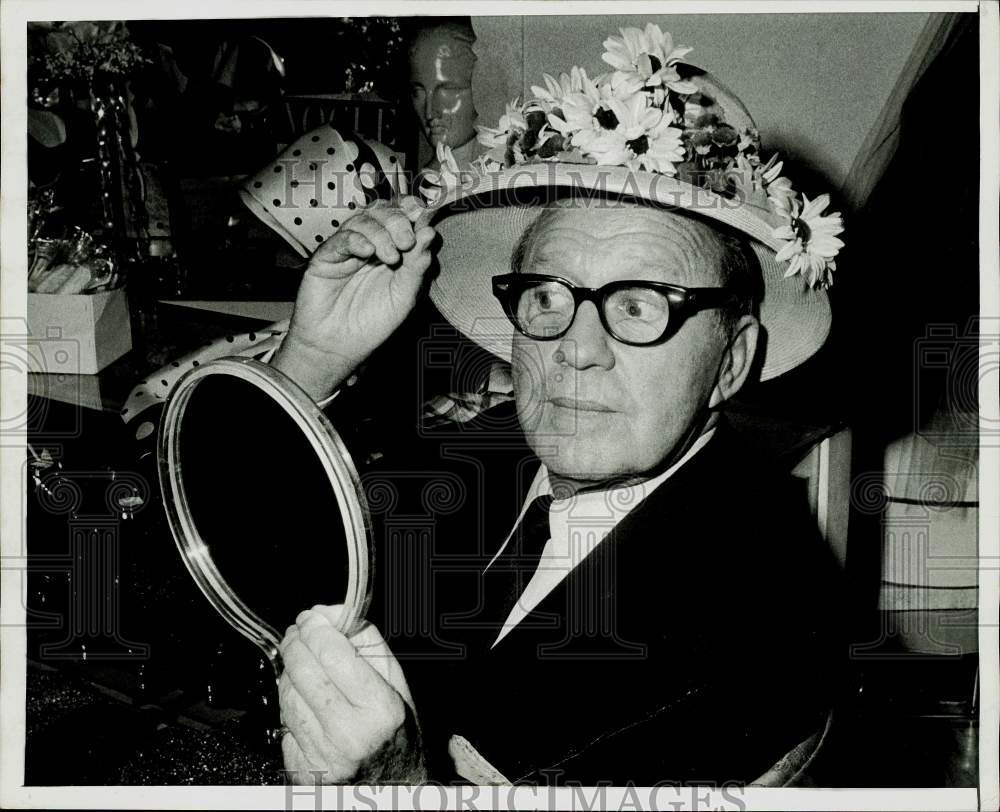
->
[422, 24, 844, 382]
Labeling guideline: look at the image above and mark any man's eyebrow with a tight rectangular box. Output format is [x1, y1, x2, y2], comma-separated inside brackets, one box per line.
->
[525, 253, 557, 269]
[527, 240, 565, 261]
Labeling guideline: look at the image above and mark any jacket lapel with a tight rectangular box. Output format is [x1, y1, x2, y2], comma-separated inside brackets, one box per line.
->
[492, 423, 736, 654]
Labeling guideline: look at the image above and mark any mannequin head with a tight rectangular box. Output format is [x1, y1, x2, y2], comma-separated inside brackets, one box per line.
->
[407, 18, 478, 152]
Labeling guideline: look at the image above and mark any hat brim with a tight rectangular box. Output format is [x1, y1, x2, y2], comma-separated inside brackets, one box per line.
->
[427, 164, 831, 382]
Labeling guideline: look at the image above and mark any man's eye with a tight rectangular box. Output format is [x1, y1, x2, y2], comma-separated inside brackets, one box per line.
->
[623, 299, 644, 317]
[619, 298, 650, 318]
[517, 283, 570, 327]
[530, 284, 570, 311]
[613, 292, 667, 322]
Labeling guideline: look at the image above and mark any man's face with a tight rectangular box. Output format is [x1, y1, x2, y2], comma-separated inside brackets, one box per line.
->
[408, 27, 477, 150]
[511, 205, 734, 484]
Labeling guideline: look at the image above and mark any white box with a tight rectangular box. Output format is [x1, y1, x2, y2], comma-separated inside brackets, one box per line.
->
[26, 288, 133, 374]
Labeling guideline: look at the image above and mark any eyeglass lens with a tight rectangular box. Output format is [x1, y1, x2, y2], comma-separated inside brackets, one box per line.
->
[513, 278, 672, 343]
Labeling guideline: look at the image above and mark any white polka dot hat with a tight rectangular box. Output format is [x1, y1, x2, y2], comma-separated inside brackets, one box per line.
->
[239, 125, 406, 257]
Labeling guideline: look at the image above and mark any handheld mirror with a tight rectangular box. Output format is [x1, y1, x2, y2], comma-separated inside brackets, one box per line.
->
[157, 357, 373, 673]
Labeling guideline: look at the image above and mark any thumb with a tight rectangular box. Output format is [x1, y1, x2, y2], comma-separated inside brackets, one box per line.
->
[308, 231, 376, 278]
[390, 225, 437, 303]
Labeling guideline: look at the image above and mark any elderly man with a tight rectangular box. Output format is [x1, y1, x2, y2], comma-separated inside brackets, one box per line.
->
[271, 28, 844, 787]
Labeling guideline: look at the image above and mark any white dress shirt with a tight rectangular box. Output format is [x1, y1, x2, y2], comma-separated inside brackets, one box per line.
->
[488, 427, 717, 646]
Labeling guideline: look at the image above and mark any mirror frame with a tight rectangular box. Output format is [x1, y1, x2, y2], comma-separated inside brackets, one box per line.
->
[157, 357, 373, 667]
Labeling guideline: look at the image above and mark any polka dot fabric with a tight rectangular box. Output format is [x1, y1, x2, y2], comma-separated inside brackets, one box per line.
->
[239, 125, 406, 257]
[120, 321, 289, 426]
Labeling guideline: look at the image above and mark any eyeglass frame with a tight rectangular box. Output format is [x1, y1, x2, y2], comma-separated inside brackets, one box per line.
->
[491, 272, 740, 347]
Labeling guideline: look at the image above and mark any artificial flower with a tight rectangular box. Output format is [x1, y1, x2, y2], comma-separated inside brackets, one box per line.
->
[738, 128, 761, 156]
[766, 177, 796, 213]
[476, 99, 535, 166]
[548, 92, 598, 137]
[601, 24, 698, 95]
[730, 151, 796, 209]
[632, 116, 685, 174]
[752, 152, 796, 211]
[545, 67, 609, 132]
[419, 143, 463, 204]
[683, 113, 740, 157]
[531, 67, 590, 107]
[772, 193, 845, 289]
[573, 128, 630, 166]
[572, 92, 683, 174]
[477, 98, 571, 166]
[475, 99, 529, 150]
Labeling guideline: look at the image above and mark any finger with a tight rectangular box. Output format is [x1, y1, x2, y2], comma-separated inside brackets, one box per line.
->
[366, 204, 418, 252]
[344, 214, 405, 267]
[297, 604, 347, 628]
[297, 612, 397, 710]
[310, 229, 375, 271]
[400, 197, 435, 231]
[295, 603, 345, 628]
[391, 225, 437, 302]
[399, 195, 427, 222]
[281, 732, 321, 785]
[281, 659, 384, 766]
[304, 610, 415, 713]
[282, 632, 357, 737]
[295, 607, 401, 684]
[279, 624, 301, 664]
[282, 732, 315, 784]
[280, 697, 357, 784]
[279, 676, 340, 769]
[284, 617, 378, 721]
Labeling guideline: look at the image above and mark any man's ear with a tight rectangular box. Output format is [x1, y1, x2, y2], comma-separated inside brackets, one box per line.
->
[709, 316, 760, 409]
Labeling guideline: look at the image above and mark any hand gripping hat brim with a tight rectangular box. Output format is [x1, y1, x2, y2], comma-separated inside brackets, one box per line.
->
[426, 163, 831, 382]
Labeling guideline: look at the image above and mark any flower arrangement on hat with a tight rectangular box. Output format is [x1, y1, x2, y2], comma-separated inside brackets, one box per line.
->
[465, 23, 844, 290]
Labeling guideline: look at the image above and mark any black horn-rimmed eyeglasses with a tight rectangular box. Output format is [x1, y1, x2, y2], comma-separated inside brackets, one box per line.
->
[492, 273, 738, 347]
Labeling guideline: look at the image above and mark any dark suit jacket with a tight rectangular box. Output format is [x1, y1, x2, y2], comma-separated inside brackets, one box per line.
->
[361, 401, 843, 786]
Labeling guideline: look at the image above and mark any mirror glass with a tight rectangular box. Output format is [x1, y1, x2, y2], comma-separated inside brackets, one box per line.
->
[159, 359, 371, 667]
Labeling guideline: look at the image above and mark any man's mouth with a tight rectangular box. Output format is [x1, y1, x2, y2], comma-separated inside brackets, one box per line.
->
[548, 396, 616, 413]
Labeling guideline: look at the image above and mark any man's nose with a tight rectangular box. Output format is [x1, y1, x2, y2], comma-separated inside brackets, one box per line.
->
[555, 301, 615, 370]
[425, 92, 439, 120]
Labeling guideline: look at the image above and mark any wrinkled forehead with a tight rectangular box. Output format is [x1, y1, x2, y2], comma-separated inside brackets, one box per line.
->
[524, 201, 731, 286]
